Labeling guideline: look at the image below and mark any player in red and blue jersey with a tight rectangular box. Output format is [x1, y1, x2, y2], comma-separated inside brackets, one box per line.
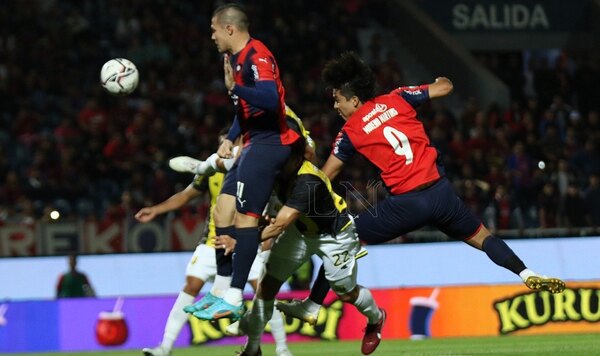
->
[276, 52, 565, 339]
[192, 3, 301, 321]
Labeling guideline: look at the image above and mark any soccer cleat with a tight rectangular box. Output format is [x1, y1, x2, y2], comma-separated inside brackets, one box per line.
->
[168, 156, 201, 174]
[142, 345, 171, 356]
[275, 299, 319, 326]
[236, 347, 262, 356]
[356, 246, 368, 260]
[183, 292, 221, 313]
[275, 347, 293, 356]
[525, 276, 565, 294]
[361, 308, 386, 355]
[193, 298, 245, 321]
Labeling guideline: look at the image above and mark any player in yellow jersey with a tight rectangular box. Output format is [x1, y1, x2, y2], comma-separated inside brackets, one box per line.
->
[217, 156, 384, 356]
[137, 138, 291, 356]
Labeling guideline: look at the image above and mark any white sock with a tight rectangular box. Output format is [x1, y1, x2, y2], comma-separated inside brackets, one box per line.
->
[210, 275, 231, 297]
[302, 297, 322, 314]
[223, 287, 243, 306]
[245, 298, 274, 353]
[268, 307, 287, 350]
[161, 291, 195, 349]
[353, 286, 382, 324]
[519, 268, 538, 282]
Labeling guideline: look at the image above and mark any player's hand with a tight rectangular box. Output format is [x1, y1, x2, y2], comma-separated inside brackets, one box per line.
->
[215, 234, 236, 255]
[217, 139, 234, 158]
[224, 54, 235, 93]
[135, 208, 157, 223]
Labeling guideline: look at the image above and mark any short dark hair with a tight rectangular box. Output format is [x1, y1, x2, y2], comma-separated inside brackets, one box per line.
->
[212, 3, 249, 32]
[322, 51, 375, 102]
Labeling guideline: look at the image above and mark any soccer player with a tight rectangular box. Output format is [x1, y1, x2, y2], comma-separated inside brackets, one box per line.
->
[218, 154, 385, 356]
[188, 3, 301, 321]
[139, 150, 292, 356]
[277, 52, 565, 325]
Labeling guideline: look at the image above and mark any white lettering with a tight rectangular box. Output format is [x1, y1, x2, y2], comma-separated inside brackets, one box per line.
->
[0, 225, 35, 256]
[512, 5, 529, 29]
[85, 222, 122, 253]
[530, 4, 549, 29]
[452, 3, 550, 30]
[43, 223, 79, 255]
[362, 103, 388, 122]
[361, 108, 399, 134]
[452, 4, 469, 30]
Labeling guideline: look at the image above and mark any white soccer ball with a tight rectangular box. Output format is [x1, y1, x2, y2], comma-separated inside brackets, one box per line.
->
[100, 58, 139, 95]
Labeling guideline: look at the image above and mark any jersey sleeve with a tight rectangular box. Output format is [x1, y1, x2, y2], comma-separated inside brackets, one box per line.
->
[284, 175, 322, 213]
[249, 53, 277, 81]
[391, 85, 430, 108]
[332, 130, 357, 162]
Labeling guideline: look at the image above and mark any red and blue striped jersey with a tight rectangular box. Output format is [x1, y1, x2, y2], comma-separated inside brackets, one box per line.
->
[229, 38, 299, 145]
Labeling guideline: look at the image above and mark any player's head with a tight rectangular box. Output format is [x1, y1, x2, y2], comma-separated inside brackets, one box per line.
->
[322, 52, 375, 120]
[211, 3, 250, 53]
[68, 254, 78, 270]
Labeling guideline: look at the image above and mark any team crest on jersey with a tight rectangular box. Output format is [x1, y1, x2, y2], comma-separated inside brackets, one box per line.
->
[236, 64, 241, 72]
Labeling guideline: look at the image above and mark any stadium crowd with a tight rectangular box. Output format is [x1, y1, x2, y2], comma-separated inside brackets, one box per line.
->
[0, 0, 599, 235]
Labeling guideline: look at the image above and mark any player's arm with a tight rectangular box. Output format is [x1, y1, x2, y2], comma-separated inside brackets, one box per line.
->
[261, 205, 301, 241]
[393, 77, 453, 107]
[224, 54, 280, 111]
[322, 154, 345, 181]
[322, 130, 354, 180]
[428, 77, 453, 99]
[134, 184, 201, 222]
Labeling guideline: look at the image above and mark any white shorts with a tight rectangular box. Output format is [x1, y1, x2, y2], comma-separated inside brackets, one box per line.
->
[185, 243, 266, 283]
[268, 222, 360, 293]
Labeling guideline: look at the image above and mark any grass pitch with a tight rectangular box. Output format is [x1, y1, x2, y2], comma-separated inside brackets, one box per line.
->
[23, 333, 600, 355]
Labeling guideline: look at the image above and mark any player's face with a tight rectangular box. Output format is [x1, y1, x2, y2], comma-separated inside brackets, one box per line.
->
[211, 17, 230, 53]
[332, 89, 358, 121]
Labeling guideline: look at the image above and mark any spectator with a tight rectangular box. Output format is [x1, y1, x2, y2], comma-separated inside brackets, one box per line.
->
[56, 255, 95, 298]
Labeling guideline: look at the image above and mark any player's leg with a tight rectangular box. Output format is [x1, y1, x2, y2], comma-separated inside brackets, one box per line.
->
[226, 248, 292, 356]
[218, 144, 291, 311]
[316, 225, 385, 355]
[432, 177, 565, 293]
[196, 169, 237, 309]
[242, 227, 308, 356]
[276, 246, 369, 324]
[144, 244, 214, 356]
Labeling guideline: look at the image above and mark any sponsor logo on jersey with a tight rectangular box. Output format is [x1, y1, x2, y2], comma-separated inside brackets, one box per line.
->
[362, 103, 388, 122]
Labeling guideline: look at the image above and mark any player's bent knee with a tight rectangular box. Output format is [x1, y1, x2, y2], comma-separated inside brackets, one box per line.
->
[329, 276, 357, 298]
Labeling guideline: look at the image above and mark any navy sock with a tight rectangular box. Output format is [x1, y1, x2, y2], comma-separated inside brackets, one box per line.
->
[230, 227, 260, 289]
[215, 226, 235, 276]
[309, 265, 330, 304]
[482, 236, 526, 275]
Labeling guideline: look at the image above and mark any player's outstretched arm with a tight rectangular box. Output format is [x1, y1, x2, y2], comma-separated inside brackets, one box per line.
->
[322, 154, 346, 181]
[134, 185, 200, 222]
[428, 77, 453, 99]
[261, 205, 300, 241]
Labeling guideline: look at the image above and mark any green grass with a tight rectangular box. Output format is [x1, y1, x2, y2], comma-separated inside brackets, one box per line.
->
[21, 333, 600, 356]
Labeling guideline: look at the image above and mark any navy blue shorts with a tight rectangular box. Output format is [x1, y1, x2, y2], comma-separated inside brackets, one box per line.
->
[355, 177, 483, 244]
[221, 143, 291, 217]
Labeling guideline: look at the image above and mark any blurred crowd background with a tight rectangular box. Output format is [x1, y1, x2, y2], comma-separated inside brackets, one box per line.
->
[0, 0, 599, 239]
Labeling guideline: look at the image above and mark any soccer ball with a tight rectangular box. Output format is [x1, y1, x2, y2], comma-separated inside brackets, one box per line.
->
[100, 58, 139, 95]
